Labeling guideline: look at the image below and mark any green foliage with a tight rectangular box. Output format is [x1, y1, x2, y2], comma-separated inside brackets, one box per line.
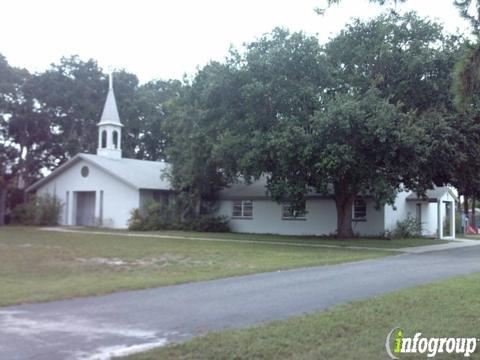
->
[11, 194, 62, 226]
[454, 0, 480, 36]
[31, 56, 106, 160]
[164, 61, 245, 219]
[128, 201, 229, 232]
[390, 216, 423, 238]
[125, 79, 182, 161]
[258, 89, 422, 237]
[164, 19, 460, 237]
[316, 0, 406, 15]
[325, 12, 460, 113]
[186, 215, 230, 232]
[452, 44, 480, 112]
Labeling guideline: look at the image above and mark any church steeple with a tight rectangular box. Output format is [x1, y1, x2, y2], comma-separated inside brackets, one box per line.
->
[97, 73, 123, 159]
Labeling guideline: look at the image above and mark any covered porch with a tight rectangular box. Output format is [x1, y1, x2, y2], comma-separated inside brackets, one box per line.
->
[406, 187, 458, 240]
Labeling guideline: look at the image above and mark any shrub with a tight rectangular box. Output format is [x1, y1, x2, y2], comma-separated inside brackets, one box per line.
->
[10, 203, 36, 225]
[128, 208, 144, 231]
[128, 200, 230, 232]
[11, 194, 62, 226]
[390, 216, 422, 239]
[184, 215, 230, 232]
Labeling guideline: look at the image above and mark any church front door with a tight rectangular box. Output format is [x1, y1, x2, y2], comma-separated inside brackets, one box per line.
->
[75, 191, 96, 227]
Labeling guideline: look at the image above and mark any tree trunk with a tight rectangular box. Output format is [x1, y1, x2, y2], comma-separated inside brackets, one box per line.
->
[464, 195, 469, 216]
[472, 198, 476, 228]
[0, 185, 6, 226]
[335, 194, 355, 238]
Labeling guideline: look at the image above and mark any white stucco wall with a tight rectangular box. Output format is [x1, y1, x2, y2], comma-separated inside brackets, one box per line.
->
[36, 159, 139, 229]
[352, 201, 385, 236]
[438, 191, 456, 239]
[383, 188, 456, 238]
[217, 198, 385, 236]
[420, 203, 437, 237]
[383, 189, 411, 233]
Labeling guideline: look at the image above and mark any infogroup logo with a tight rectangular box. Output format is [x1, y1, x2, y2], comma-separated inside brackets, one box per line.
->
[385, 327, 478, 359]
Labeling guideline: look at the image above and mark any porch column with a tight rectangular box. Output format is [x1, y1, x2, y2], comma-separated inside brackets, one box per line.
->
[451, 200, 456, 238]
[94, 190, 102, 227]
[437, 200, 442, 239]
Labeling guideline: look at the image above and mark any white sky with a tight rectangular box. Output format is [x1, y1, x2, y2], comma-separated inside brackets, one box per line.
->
[0, 0, 472, 83]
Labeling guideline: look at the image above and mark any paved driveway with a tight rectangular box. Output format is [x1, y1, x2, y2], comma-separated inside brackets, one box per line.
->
[1, 245, 480, 360]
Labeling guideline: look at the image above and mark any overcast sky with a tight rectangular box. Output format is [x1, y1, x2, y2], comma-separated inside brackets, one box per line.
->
[0, 0, 472, 83]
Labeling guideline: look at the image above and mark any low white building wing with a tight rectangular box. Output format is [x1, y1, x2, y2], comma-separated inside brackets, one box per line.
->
[217, 180, 457, 239]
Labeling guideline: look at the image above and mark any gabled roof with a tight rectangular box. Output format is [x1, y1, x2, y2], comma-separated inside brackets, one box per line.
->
[27, 153, 172, 192]
[98, 74, 122, 127]
[406, 186, 458, 203]
[218, 176, 334, 200]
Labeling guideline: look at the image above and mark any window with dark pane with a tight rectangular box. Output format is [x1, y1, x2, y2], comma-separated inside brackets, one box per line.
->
[232, 200, 253, 218]
[282, 201, 306, 220]
[353, 198, 367, 220]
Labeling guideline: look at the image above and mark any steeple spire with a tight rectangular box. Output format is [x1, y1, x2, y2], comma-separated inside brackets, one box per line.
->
[98, 73, 122, 126]
[97, 73, 123, 159]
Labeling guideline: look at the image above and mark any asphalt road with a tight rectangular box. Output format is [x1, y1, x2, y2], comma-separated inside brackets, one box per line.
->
[1, 245, 480, 360]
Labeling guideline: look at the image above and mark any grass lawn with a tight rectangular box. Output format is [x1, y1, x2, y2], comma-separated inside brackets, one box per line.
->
[0, 226, 396, 307]
[124, 272, 480, 360]
[68, 227, 447, 249]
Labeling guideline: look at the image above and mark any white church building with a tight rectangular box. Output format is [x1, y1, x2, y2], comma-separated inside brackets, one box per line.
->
[27, 78, 457, 239]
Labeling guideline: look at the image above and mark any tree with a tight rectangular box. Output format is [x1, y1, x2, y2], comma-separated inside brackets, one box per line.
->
[32, 56, 107, 161]
[448, 0, 480, 225]
[228, 19, 455, 237]
[325, 12, 460, 114]
[246, 89, 421, 237]
[325, 11, 466, 188]
[216, 28, 332, 179]
[166, 22, 456, 237]
[316, 0, 406, 14]
[454, 0, 480, 35]
[0, 54, 41, 224]
[164, 62, 244, 219]
[125, 79, 183, 161]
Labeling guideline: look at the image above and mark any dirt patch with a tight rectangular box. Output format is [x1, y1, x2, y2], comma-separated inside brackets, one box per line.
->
[76, 258, 128, 266]
[75, 254, 211, 268]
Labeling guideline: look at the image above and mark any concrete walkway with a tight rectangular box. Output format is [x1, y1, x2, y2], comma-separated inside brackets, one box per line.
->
[398, 237, 480, 253]
[41, 227, 479, 254]
[1, 244, 480, 360]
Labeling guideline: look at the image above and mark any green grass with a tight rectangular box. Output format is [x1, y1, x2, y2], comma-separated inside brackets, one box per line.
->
[0, 226, 393, 307]
[124, 272, 480, 360]
[67, 227, 447, 249]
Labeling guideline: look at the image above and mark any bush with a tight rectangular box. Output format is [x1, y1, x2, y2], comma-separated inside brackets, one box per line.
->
[11, 194, 62, 226]
[184, 215, 230, 232]
[10, 203, 36, 225]
[128, 200, 230, 232]
[390, 216, 422, 239]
